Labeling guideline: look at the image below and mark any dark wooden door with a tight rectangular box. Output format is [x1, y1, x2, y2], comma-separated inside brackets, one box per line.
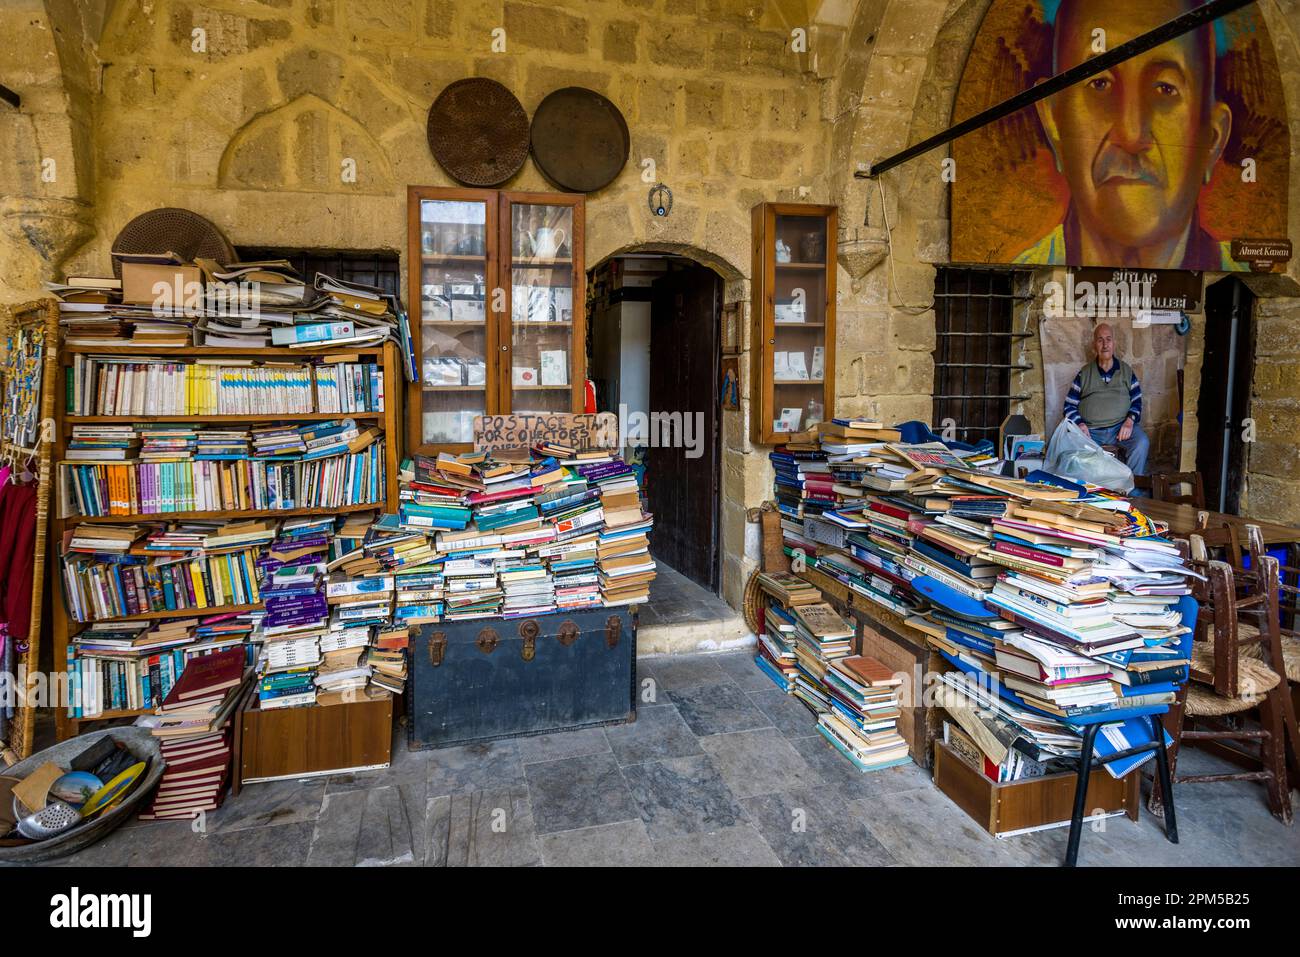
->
[1195, 277, 1255, 514]
[646, 265, 720, 592]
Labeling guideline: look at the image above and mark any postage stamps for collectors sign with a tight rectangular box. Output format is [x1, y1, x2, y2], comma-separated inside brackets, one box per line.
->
[473, 413, 618, 452]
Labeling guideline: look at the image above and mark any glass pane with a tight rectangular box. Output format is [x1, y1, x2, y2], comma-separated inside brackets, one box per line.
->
[771, 213, 827, 435]
[419, 199, 488, 445]
[510, 203, 574, 413]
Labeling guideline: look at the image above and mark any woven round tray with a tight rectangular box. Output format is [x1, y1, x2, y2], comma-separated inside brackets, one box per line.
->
[742, 569, 765, 635]
[530, 87, 629, 193]
[427, 78, 529, 187]
[110, 208, 234, 278]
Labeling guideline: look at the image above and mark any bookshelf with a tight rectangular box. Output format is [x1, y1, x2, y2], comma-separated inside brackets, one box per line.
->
[749, 202, 837, 444]
[407, 186, 586, 455]
[51, 341, 403, 741]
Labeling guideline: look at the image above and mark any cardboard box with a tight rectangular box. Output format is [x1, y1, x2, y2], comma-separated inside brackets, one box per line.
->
[121, 262, 202, 306]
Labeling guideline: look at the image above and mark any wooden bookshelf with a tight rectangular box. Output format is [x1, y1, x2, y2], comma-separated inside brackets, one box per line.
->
[65, 412, 384, 424]
[52, 342, 404, 741]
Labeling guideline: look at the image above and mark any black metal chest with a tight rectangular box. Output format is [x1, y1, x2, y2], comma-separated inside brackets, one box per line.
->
[408, 607, 637, 749]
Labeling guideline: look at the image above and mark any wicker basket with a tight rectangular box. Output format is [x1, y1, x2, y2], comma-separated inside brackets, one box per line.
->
[742, 570, 765, 635]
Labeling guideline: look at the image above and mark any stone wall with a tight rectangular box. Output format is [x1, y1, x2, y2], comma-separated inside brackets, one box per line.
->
[1243, 284, 1300, 521]
[26, 0, 841, 610]
[4, 0, 1299, 621]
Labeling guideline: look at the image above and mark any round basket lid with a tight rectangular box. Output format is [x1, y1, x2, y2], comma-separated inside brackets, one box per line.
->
[427, 78, 529, 187]
[110, 207, 235, 278]
[530, 87, 629, 193]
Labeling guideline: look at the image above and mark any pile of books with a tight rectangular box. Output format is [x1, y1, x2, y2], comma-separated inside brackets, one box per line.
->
[61, 522, 265, 621]
[366, 445, 655, 621]
[46, 259, 411, 356]
[136, 645, 251, 819]
[768, 420, 1199, 782]
[59, 419, 386, 516]
[817, 656, 910, 771]
[67, 614, 255, 719]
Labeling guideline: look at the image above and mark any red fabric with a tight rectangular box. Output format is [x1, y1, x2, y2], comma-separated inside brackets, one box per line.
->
[584, 379, 596, 414]
[0, 482, 37, 640]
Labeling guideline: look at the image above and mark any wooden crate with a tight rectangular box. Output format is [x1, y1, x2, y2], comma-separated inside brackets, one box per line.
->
[852, 607, 933, 767]
[933, 741, 1140, 837]
[234, 690, 393, 789]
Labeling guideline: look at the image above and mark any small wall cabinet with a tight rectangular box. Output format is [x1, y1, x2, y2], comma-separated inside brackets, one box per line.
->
[749, 202, 837, 445]
[407, 186, 586, 455]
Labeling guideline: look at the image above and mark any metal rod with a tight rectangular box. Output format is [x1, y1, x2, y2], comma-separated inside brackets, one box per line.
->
[856, 0, 1258, 179]
[0, 85, 18, 109]
[1218, 279, 1241, 513]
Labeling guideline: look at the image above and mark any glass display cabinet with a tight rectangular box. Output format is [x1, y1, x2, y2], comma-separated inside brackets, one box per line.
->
[407, 187, 586, 454]
[749, 202, 837, 444]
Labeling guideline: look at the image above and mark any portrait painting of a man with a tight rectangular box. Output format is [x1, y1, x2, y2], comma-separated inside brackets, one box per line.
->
[951, 0, 1288, 271]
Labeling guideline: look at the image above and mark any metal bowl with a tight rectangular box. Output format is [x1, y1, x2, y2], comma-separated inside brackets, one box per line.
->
[0, 728, 164, 864]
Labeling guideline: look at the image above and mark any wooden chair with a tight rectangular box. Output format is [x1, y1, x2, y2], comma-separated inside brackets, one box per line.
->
[1153, 470, 1207, 508]
[1237, 527, 1300, 782]
[1150, 555, 1293, 823]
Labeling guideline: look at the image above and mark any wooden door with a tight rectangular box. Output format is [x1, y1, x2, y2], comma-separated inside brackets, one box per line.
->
[646, 264, 721, 592]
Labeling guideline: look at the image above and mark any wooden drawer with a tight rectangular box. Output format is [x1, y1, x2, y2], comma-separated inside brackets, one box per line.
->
[933, 741, 1140, 837]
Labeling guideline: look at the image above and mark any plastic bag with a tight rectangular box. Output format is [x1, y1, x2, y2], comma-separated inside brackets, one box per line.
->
[1044, 418, 1135, 493]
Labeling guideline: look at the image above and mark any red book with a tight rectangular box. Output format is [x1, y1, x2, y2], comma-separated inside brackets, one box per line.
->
[467, 485, 535, 506]
[868, 500, 911, 521]
[160, 647, 245, 705]
[994, 541, 1066, 567]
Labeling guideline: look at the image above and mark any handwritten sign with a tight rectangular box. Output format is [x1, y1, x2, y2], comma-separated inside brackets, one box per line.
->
[474, 413, 619, 453]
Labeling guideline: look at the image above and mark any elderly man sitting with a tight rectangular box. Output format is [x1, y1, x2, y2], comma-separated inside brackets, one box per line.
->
[1062, 323, 1148, 478]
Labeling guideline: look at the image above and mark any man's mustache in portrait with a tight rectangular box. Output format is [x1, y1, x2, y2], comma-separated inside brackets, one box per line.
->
[1091, 143, 1164, 187]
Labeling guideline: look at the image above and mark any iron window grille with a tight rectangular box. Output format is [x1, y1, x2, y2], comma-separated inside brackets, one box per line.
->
[931, 267, 1033, 444]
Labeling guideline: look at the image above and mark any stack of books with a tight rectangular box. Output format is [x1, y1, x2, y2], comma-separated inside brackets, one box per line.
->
[48, 259, 416, 377]
[61, 523, 264, 621]
[356, 445, 655, 621]
[136, 646, 251, 819]
[59, 419, 385, 516]
[817, 655, 910, 771]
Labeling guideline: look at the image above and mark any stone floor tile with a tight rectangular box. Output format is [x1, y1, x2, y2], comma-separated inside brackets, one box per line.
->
[622, 754, 745, 840]
[524, 752, 640, 834]
[698, 728, 823, 799]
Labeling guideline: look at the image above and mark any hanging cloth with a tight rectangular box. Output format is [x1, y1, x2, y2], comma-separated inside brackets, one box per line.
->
[0, 480, 38, 641]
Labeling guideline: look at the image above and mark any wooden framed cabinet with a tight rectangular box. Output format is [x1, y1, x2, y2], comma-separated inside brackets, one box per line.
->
[407, 186, 586, 455]
[749, 202, 836, 445]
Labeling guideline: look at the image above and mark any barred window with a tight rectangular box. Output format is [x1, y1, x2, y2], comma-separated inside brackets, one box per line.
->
[931, 267, 1032, 444]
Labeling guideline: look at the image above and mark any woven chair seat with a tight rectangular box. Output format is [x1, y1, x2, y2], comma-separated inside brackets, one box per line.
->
[1281, 635, 1300, 683]
[1185, 642, 1281, 717]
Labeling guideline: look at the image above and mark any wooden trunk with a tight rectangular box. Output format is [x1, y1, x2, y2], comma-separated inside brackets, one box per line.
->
[235, 691, 393, 789]
[933, 741, 1140, 837]
[408, 607, 637, 750]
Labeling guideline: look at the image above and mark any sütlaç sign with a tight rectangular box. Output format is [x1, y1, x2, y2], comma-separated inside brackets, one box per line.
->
[1230, 239, 1292, 273]
[1065, 268, 1203, 314]
[474, 413, 618, 452]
